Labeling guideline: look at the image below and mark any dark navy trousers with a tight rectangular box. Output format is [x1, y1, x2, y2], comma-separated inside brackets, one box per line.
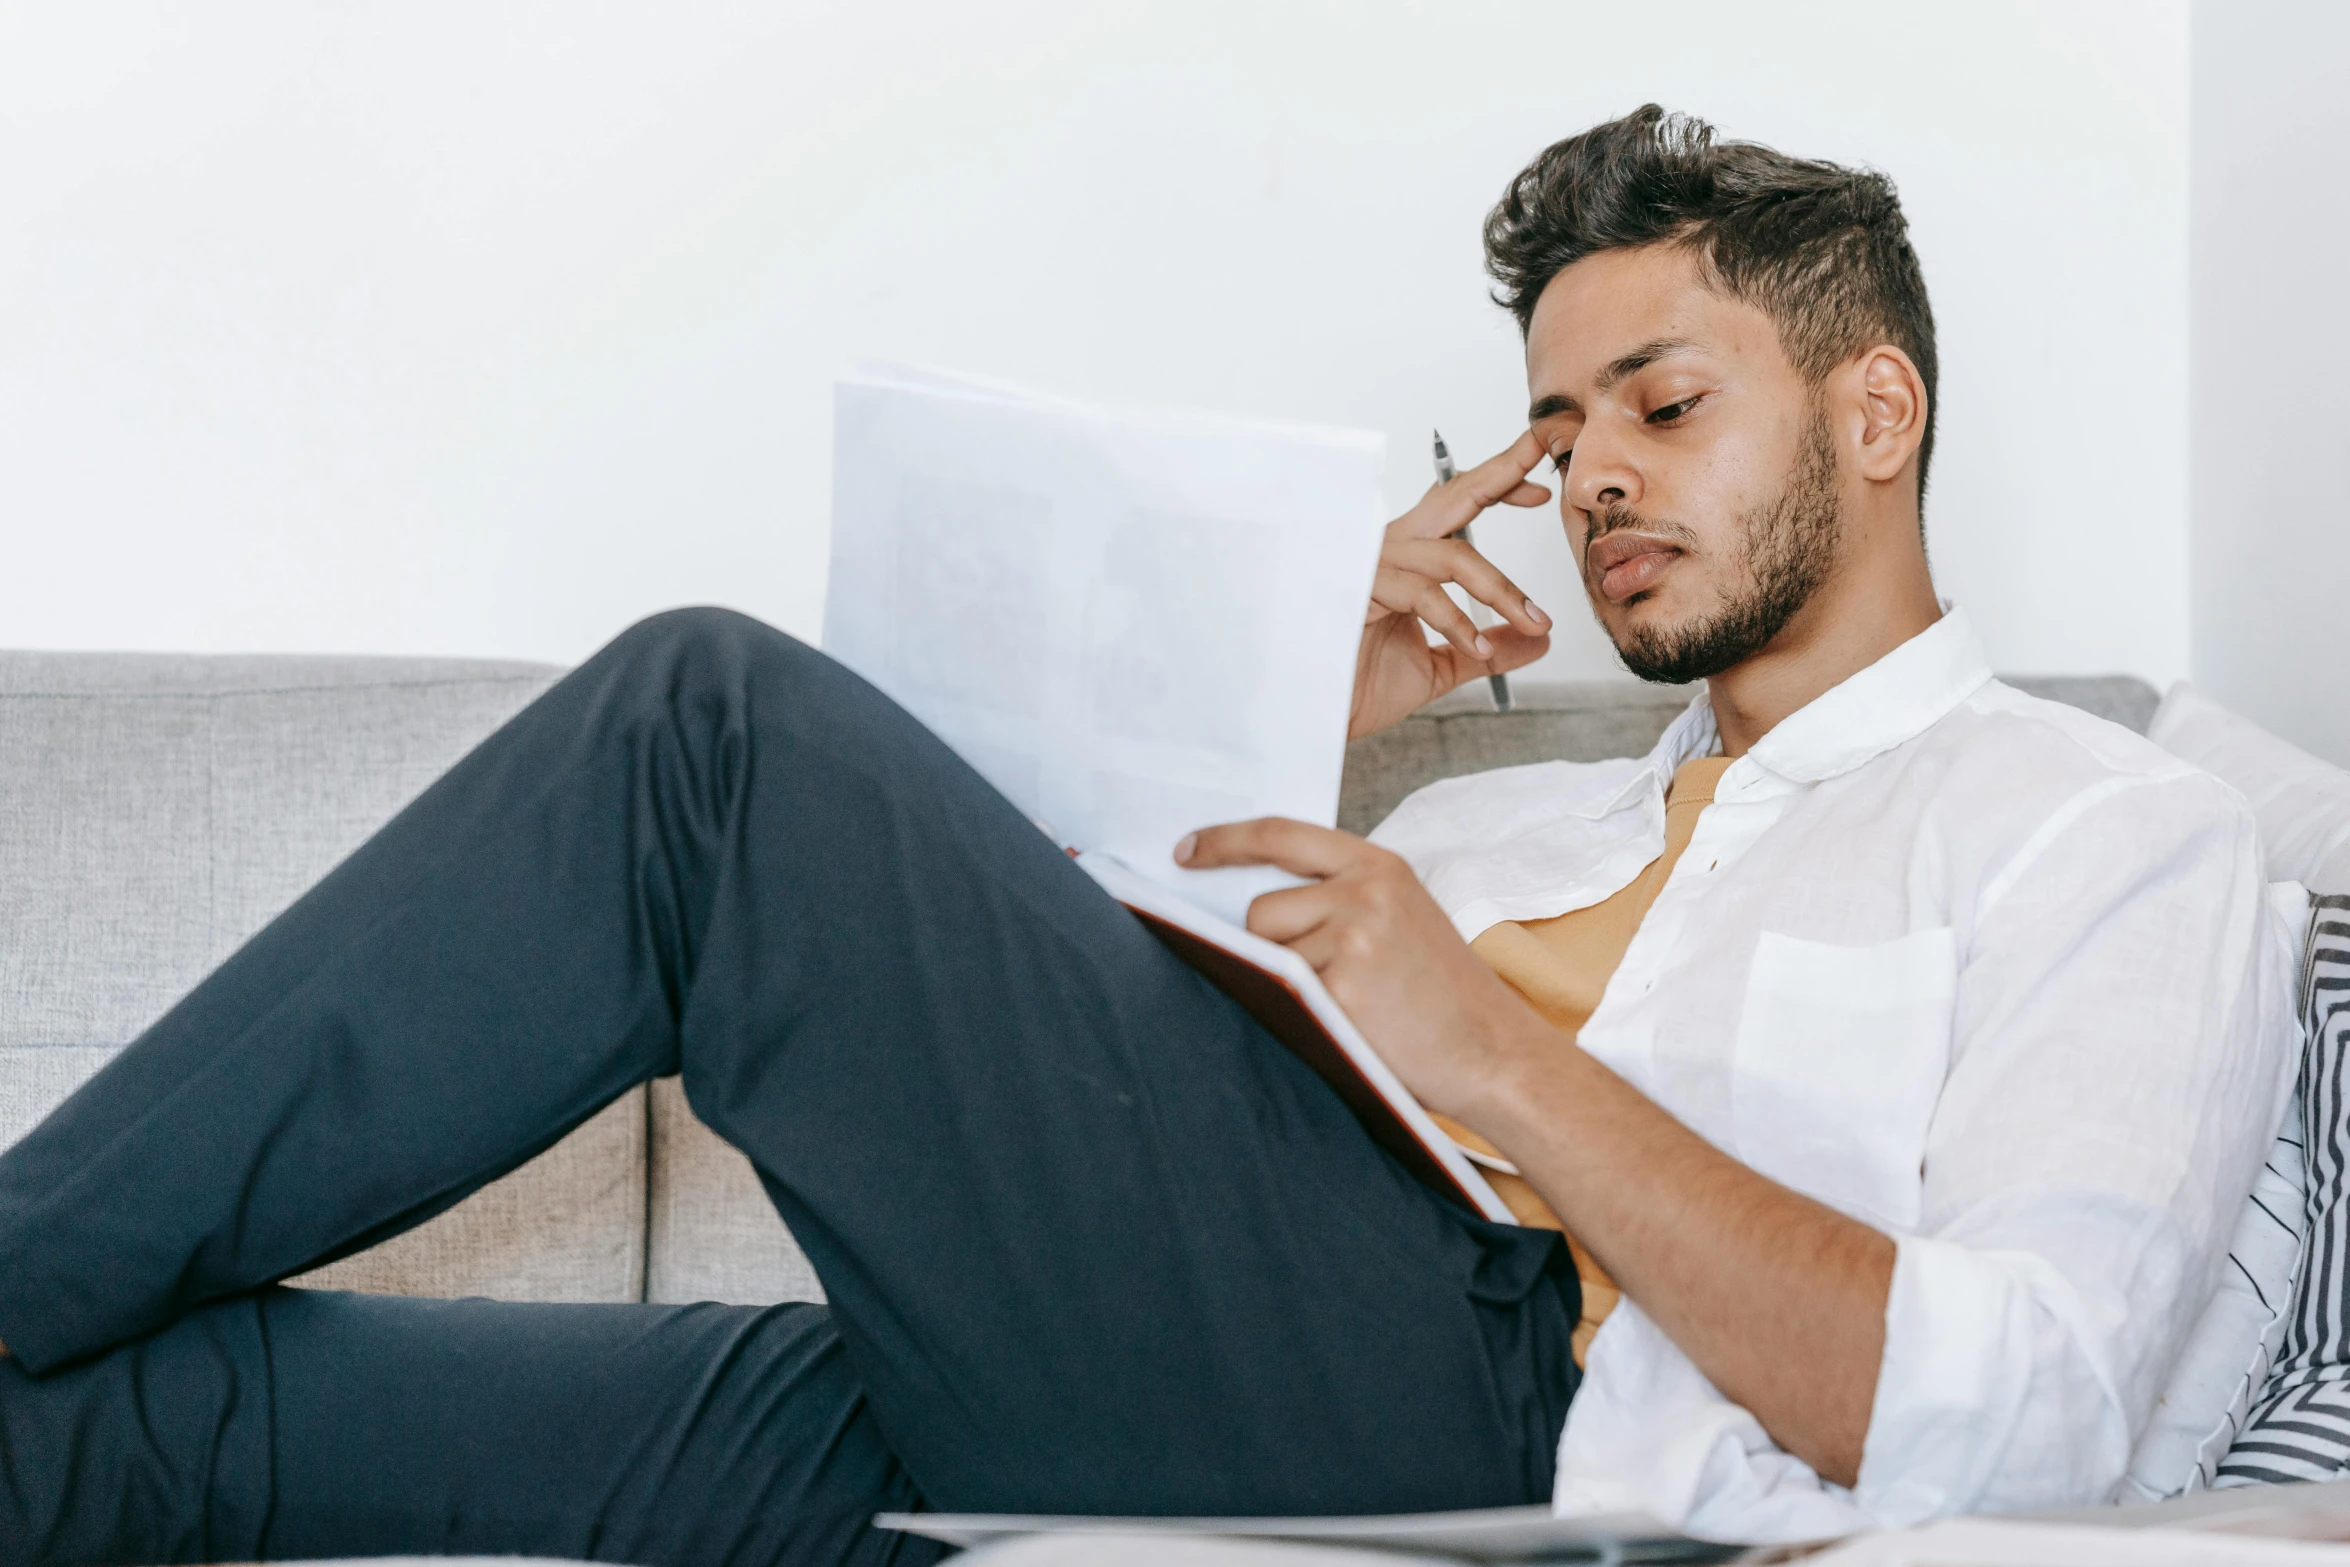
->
[0, 609, 1580, 1565]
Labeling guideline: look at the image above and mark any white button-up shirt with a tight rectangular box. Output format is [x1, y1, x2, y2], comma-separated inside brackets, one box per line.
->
[1370, 609, 2299, 1542]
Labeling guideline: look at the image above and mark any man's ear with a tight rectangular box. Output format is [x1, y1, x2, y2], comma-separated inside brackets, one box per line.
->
[1847, 345, 1927, 484]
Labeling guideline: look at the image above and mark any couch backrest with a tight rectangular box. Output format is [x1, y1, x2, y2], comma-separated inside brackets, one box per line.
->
[0, 650, 831, 1309]
[0, 653, 664, 1303]
[0, 653, 562, 1041]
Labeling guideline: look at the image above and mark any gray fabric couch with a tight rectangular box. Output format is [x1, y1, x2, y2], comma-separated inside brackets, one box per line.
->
[0, 648, 2159, 1320]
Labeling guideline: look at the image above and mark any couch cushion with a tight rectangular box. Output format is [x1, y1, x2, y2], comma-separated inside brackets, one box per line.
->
[646, 1076, 824, 1305]
[2150, 682, 2350, 894]
[293, 1092, 648, 1302]
[0, 652, 650, 1304]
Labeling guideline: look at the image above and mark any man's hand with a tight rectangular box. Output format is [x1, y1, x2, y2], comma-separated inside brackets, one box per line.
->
[1177, 818, 1543, 1115]
[1177, 815, 1894, 1489]
[1351, 429, 1557, 741]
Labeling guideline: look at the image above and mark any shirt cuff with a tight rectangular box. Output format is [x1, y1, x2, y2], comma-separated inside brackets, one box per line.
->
[1856, 1234, 2125, 1524]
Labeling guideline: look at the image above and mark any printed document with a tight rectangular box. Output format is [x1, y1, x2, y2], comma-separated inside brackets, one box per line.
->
[824, 365, 1385, 925]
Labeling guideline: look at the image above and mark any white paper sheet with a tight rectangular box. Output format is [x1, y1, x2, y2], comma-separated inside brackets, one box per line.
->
[824, 365, 1385, 924]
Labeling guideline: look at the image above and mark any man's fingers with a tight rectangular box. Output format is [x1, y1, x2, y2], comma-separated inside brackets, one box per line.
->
[1413, 583, 1489, 661]
[1387, 538, 1549, 634]
[1460, 427, 1549, 501]
[1474, 623, 1551, 676]
[1422, 622, 1550, 695]
[1402, 429, 1547, 539]
[1242, 881, 1337, 945]
[1456, 479, 1551, 511]
[1368, 562, 1439, 619]
[1176, 817, 1369, 879]
[1280, 923, 1342, 974]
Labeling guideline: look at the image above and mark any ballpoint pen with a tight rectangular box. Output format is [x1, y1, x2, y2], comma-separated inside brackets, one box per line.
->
[1431, 430, 1513, 712]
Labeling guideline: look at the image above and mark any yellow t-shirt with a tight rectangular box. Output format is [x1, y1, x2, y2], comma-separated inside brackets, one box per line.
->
[1432, 755, 1733, 1364]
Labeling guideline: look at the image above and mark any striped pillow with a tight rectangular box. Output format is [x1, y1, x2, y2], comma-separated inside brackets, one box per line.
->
[2218, 893, 2350, 1485]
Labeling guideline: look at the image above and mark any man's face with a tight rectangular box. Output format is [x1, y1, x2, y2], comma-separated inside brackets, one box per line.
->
[1525, 245, 1844, 684]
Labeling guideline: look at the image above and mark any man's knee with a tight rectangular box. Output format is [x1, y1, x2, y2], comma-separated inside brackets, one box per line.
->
[594, 606, 901, 755]
[596, 606, 840, 718]
[607, 606, 808, 685]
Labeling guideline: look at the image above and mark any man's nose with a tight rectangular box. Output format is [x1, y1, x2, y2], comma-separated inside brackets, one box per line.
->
[1563, 427, 1640, 517]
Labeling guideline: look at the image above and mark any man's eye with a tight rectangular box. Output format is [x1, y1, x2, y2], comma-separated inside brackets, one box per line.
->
[1549, 450, 1573, 474]
[1647, 398, 1700, 425]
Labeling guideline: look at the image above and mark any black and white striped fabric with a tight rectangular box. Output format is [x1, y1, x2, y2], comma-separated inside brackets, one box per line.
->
[2220, 893, 2350, 1485]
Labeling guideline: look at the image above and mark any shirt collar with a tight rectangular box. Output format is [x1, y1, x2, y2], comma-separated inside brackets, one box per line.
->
[1651, 690, 1721, 781]
[1727, 605, 1992, 786]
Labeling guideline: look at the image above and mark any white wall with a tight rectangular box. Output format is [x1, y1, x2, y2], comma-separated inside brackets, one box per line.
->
[1, 1, 2190, 689]
[2190, 0, 2350, 766]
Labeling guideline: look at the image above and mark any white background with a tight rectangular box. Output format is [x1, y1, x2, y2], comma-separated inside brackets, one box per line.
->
[2190, 1, 2350, 767]
[0, 3, 2330, 758]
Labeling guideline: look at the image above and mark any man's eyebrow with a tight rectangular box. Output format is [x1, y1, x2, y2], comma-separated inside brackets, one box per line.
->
[1526, 337, 1707, 424]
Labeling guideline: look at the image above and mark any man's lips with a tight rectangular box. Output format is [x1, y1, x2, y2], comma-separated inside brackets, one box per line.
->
[1585, 531, 1684, 604]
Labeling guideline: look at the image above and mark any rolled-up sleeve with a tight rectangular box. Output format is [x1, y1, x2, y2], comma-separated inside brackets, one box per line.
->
[1855, 770, 2293, 1521]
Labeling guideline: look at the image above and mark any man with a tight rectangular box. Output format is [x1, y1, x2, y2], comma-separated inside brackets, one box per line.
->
[0, 106, 2286, 1561]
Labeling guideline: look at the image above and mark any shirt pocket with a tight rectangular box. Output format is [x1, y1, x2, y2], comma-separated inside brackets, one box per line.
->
[1730, 926, 1958, 1233]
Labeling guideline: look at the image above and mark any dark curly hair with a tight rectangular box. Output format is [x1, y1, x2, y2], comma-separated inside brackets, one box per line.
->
[1485, 105, 1939, 497]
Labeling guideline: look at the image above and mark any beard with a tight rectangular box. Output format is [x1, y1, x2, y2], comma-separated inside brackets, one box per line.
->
[1601, 408, 1843, 685]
